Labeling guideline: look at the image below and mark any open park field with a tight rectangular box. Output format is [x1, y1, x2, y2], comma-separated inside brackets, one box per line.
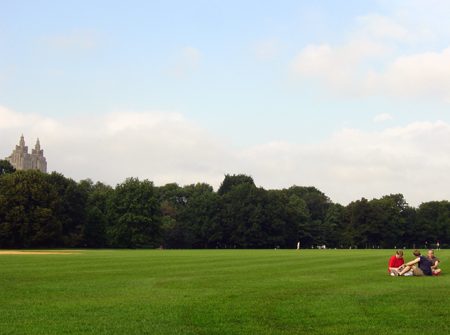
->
[1, 249, 449, 334]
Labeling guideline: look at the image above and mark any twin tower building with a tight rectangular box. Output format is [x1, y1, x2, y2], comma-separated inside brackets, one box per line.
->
[5, 135, 47, 173]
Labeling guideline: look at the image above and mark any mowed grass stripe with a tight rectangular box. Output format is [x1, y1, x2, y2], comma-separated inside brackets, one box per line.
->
[1, 249, 449, 334]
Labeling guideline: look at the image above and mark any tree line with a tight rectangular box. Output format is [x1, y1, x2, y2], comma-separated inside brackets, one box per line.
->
[0, 160, 448, 249]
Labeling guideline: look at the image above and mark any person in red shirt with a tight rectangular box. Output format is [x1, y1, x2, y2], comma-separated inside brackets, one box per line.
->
[388, 249, 404, 275]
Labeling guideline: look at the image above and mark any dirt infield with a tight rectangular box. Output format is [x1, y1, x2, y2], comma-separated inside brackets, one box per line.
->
[0, 251, 80, 255]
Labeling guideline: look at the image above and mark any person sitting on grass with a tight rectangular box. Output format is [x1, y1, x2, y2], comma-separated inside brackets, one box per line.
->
[388, 249, 404, 275]
[395, 250, 432, 276]
[428, 249, 441, 276]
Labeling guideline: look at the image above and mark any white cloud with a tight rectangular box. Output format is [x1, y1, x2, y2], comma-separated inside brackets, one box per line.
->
[355, 14, 416, 42]
[291, 39, 384, 92]
[366, 47, 450, 102]
[374, 113, 392, 121]
[0, 106, 49, 129]
[44, 30, 100, 52]
[170, 46, 202, 78]
[0, 66, 20, 82]
[2, 106, 450, 207]
[290, 13, 450, 102]
[1, 107, 230, 188]
[243, 121, 450, 206]
[180, 46, 202, 67]
[251, 39, 282, 61]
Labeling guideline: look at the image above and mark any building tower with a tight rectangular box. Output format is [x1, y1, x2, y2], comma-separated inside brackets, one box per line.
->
[5, 135, 47, 173]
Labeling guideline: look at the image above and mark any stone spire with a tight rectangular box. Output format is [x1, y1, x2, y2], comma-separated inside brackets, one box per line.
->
[6, 135, 47, 173]
[15, 134, 28, 154]
[35, 138, 41, 152]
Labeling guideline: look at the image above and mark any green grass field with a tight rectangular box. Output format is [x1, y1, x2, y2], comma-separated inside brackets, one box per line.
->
[1, 249, 448, 334]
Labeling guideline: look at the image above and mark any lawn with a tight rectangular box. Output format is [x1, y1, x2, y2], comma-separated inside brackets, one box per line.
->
[0, 249, 448, 334]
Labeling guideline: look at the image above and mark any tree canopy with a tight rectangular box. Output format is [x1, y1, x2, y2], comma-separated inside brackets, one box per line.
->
[0, 169, 448, 249]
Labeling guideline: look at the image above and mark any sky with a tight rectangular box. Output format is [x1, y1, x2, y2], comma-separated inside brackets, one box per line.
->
[1, 0, 450, 207]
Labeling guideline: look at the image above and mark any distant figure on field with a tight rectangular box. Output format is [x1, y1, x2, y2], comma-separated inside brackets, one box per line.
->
[395, 250, 432, 276]
[436, 241, 440, 250]
[428, 249, 441, 275]
[425, 241, 428, 250]
[388, 249, 404, 275]
[297, 242, 300, 250]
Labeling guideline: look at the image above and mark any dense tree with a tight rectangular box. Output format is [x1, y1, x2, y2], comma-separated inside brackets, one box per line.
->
[217, 174, 255, 196]
[84, 206, 108, 248]
[0, 160, 16, 175]
[0, 170, 61, 248]
[177, 192, 223, 248]
[44, 172, 88, 246]
[220, 183, 298, 248]
[161, 216, 192, 249]
[288, 194, 313, 246]
[401, 206, 417, 248]
[416, 201, 450, 248]
[265, 190, 299, 248]
[2, 168, 450, 249]
[82, 180, 113, 247]
[221, 182, 264, 248]
[157, 182, 214, 219]
[323, 203, 342, 248]
[107, 177, 162, 248]
[157, 183, 184, 209]
[343, 198, 387, 248]
[281, 186, 331, 223]
[371, 194, 406, 248]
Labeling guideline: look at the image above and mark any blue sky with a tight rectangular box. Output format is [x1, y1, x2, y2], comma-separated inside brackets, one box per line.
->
[1, 0, 450, 206]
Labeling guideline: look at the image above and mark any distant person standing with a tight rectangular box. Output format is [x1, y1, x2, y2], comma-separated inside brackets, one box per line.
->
[425, 241, 428, 250]
[437, 241, 440, 250]
[297, 242, 300, 250]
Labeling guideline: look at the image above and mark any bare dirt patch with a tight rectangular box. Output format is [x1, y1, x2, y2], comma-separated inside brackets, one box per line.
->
[0, 251, 80, 255]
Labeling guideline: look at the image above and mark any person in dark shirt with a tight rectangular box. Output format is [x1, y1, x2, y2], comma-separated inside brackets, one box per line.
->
[395, 250, 432, 276]
[428, 249, 441, 275]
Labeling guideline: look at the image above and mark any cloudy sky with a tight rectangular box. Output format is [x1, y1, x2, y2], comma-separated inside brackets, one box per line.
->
[1, 0, 450, 206]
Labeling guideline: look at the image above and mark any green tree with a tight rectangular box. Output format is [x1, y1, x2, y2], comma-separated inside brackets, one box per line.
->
[343, 198, 386, 248]
[157, 183, 184, 209]
[44, 172, 88, 246]
[264, 190, 299, 248]
[82, 181, 113, 247]
[416, 201, 450, 248]
[107, 177, 162, 248]
[288, 194, 312, 246]
[217, 174, 255, 196]
[161, 216, 192, 249]
[281, 186, 331, 223]
[401, 206, 417, 248]
[0, 170, 61, 248]
[371, 194, 406, 248]
[177, 192, 223, 248]
[0, 160, 16, 175]
[83, 206, 108, 248]
[221, 183, 292, 248]
[323, 203, 342, 247]
[157, 182, 214, 218]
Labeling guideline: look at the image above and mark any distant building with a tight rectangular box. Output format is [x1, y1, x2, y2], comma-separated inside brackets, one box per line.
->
[5, 135, 47, 173]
